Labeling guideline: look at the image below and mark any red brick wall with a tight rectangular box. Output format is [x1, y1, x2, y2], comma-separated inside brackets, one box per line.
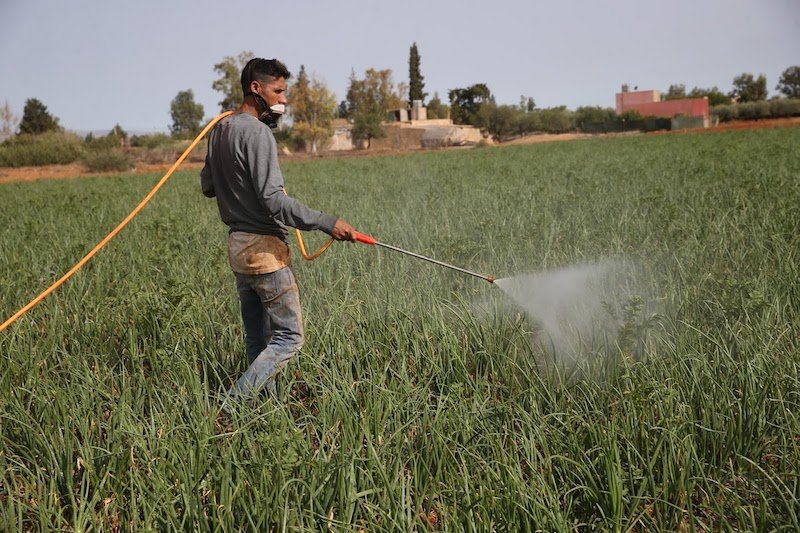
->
[620, 98, 709, 120]
[615, 90, 660, 113]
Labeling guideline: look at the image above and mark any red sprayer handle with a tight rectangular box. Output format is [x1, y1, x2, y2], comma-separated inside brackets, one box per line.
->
[354, 232, 377, 245]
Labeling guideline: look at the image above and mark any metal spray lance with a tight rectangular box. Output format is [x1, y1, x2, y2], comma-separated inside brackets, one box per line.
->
[353, 232, 496, 284]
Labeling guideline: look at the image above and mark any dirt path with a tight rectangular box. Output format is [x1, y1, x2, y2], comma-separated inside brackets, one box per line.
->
[2, 117, 798, 185]
[0, 162, 204, 185]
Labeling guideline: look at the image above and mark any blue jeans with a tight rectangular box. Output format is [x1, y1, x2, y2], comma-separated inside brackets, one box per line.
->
[227, 267, 304, 399]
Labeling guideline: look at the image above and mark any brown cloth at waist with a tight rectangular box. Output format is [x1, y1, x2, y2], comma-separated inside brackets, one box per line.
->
[227, 231, 292, 274]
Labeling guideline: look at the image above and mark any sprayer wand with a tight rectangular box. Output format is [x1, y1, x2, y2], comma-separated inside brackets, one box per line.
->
[354, 232, 495, 284]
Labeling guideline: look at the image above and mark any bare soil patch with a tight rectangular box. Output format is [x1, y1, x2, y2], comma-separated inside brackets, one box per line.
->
[503, 132, 595, 145]
[0, 162, 204, 185]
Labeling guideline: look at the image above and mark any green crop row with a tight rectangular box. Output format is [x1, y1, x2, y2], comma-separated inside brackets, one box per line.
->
[1, 127, 798, 530]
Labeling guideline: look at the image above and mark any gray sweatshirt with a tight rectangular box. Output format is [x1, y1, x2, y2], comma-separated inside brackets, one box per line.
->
[200, 113, 337, 240]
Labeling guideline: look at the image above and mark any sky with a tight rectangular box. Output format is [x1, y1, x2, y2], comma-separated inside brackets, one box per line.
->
[1, 0, 798, 133]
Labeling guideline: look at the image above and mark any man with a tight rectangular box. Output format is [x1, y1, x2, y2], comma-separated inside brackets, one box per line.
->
[201, 57, 357, 404]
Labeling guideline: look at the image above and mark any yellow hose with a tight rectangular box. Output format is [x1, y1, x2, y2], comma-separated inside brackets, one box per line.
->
[1, 111, 233, 333]
[1, 110, 332, 334]
[294, 229, 334, 261]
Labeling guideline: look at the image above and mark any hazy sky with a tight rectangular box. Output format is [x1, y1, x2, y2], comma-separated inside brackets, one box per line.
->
[1, 0, 798, 132]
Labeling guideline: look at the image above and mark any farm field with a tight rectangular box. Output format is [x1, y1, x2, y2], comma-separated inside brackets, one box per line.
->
[1, 127, 798, 530]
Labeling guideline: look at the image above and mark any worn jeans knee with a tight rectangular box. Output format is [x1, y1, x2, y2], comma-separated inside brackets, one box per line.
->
[230, 267, 304, 398]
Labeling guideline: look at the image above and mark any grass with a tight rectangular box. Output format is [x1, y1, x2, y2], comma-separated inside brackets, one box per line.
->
[1, 127, 798, 530]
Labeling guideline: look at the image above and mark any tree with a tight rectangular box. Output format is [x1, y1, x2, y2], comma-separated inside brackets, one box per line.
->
[408, 42, 427, 106]
[535, 106, 574, 134]
[347, 69, 404, 112]
[687, 86, 731, 106]
[212, 51, 254, 112]
[775, 66, 800, 99]
[730, 73, 768, 103]
[478, 103, 518, 140]
[346, 68, 404, 147]
[351, 112, 384, 148]
[664, 84, 686, 100]
[107, 123, 128, 147]
[448, 83, 493, 126]
[519, 95, 535, 112]
[108, 123, 127, 139]
[170, 89, 205, 138]
[346, 72, 380, 148]
[289, 66, 337, 154]
[0, 100, 19, 142]
[290, 65, 312, 117]
[574, 106, 616, 130]
[426, 92, 448, 119]
[337, 100, 349, 119]
[18, 98, 60, 135]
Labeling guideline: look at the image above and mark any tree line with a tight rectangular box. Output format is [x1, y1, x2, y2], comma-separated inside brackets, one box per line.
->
[2, 47, 799, 149]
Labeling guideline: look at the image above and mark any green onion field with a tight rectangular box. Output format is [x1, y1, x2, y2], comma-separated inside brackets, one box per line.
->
[1, 127, 798, 530]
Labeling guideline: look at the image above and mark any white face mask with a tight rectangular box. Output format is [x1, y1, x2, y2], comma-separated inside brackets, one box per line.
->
[250, 91, 285, 128]
[257, 103, 284, 128]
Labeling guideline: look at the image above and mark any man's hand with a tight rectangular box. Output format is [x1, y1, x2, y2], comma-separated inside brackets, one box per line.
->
[330, 219, 357, 242]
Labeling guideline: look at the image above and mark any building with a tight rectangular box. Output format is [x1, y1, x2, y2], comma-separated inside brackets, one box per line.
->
[616, 86, 710, 128]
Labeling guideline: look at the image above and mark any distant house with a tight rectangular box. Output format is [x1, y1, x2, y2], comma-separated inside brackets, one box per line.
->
[616, 86, 710, 128]
[328, 118, 354, 151]
[327, 100, 480, 152]
[386, 101, 439, 125]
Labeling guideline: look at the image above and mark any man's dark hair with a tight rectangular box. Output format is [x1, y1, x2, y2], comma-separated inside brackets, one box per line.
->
[241, 58, 291, 94]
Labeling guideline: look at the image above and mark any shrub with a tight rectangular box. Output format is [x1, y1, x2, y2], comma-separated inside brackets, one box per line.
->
[536, 107, 574, 134]
[714, 99, 800, 122]
[0, 131, 85, 167]
[85, 134, 122, 152]
[737, 101, 771, 120]
[130, 133, 173, 149]
[514, 112, 541, 134]
[81, 149, 135, 173]
[769, 98, 800, 118]
[181, 139, 207, 163]
[477, 105, 577, 138]
[271, 127, 293, 146]
[129, 134, 196, 164]
[479, 104, 519, 140]
[574, 106, 616, 131]
[279, 128, 307, 154]
[617, 110, 643, 123]
[712, 104, 738, 122]
[136, 145, 180, 165]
